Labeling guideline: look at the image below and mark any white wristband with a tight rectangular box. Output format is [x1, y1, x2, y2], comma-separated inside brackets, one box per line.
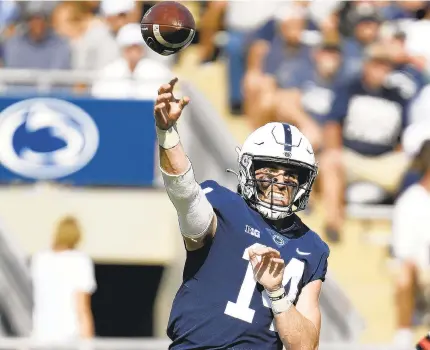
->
[267, 287, 292, 314]
[156, 124, 180, 149]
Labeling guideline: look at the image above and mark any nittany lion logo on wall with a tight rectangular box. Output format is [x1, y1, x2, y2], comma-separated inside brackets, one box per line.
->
[0, 98, 99, 179]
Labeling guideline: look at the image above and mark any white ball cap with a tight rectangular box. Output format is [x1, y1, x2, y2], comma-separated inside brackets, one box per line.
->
[101, 0, 135, 17]
[402, 121, 430, 158]
[116, 23, 145, 48]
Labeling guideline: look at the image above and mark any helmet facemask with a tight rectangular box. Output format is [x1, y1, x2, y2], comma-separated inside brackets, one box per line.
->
[237, 154, 317, 220]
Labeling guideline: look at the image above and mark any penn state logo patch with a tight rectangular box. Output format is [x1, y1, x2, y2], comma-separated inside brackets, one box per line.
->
[0, 98, 99, 179]
[266, 228, 288, 248]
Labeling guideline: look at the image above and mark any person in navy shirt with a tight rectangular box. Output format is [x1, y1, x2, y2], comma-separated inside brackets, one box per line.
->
[320, 42, 412, 243]
[154, 78, 329, 349]
[275, 42, 345, 152]
[384, 31, 426, 102]
[341, 5, 382, 78]
[243, 6, 312, 131]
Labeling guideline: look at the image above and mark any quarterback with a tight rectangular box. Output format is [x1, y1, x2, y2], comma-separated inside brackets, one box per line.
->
[154, 78, 329, 350]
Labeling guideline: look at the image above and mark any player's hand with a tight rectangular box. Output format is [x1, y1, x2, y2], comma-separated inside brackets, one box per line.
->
[248, 244, 285, 292]
[154, 77, 190, 130]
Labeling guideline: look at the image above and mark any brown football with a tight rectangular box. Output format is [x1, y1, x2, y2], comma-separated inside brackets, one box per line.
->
[141, 1, 196, 56]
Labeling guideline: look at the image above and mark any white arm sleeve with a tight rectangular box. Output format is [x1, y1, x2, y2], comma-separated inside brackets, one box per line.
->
[161, 162, 214, 239]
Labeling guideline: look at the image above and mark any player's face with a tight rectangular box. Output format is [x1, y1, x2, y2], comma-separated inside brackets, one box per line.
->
[254, 165, 299, 207]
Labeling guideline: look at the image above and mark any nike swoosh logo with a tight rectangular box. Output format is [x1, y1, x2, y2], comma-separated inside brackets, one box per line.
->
[296, 248, 311, 256]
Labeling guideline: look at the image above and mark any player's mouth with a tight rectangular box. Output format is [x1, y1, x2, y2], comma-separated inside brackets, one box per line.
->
[260, 192, 289, 206]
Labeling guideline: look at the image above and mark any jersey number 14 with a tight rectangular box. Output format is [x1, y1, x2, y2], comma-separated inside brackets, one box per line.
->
[224, 244, 305, 332]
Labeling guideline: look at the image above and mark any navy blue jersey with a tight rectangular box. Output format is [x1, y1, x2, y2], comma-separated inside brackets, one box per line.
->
[167, 181, 330, 350]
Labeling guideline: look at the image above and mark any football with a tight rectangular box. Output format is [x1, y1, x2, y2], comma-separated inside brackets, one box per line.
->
[140, 1, 196, 56]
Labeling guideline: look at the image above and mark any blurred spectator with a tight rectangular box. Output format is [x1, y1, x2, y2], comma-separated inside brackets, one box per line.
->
[52, 1, 119, 71]
[100, 0, 171, 67]
[100, 0, 136, 35]
[409, 83, 430, 126]
[198, 1, 279, 114]
[320, 43, 412, 243]
[397, 121, 430, 195]
[402, 3, 430, 74]
[383, 0, 426, 21]
[31, 216, 96, 343]
[0, 0, 19, 35]
[275, 41, 345, 151]
[307, 0, 342, 33]
[92, 23, 171, 100]
[342, 3, 382, 77]
[243, 5, 311, 130]
[392, 125, 430, 348]
[385, 31, 426, 91]
[3, 5, 70, 69]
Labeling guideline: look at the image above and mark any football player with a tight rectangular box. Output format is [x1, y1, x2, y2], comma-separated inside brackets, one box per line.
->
[154, 78, 329, 350]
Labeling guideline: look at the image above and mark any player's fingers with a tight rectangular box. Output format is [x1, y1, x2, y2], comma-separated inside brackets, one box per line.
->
[178, 96, 190, 110]
[269, 257, 277, 274]
[266, 247, 281, 258]
[169, 77, 179, 89]
[256, 254, 271, 279]
[158, 78, 178, 94]
[271, 258, 284, 264]
[274, 260, 285, 278]
[157, 92, 173, 102]
[158, 83, 172, 95]
[154, 102, 166, 111]
[248, 248, 260, 268]
[154, 102, 169, 122]
[252, 245, 271, 256]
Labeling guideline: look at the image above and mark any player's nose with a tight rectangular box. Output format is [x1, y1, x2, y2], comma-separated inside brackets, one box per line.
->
[271, 175, 287, 189]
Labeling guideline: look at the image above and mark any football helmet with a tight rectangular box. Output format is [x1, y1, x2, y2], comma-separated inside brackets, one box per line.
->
[235, 122, 317, 220]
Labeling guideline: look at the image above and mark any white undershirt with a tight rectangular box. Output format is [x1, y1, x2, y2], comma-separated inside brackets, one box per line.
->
[392, 184, 430, 269]
[31, 250, 96, 343]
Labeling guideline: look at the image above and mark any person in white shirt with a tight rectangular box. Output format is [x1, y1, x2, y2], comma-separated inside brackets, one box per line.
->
[91, 23, 171, 100]
[31, 216, 96, 343]
[392, 122, 430, 348]
[52, 1, 120, 71]
[100, 0, 137, 36]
